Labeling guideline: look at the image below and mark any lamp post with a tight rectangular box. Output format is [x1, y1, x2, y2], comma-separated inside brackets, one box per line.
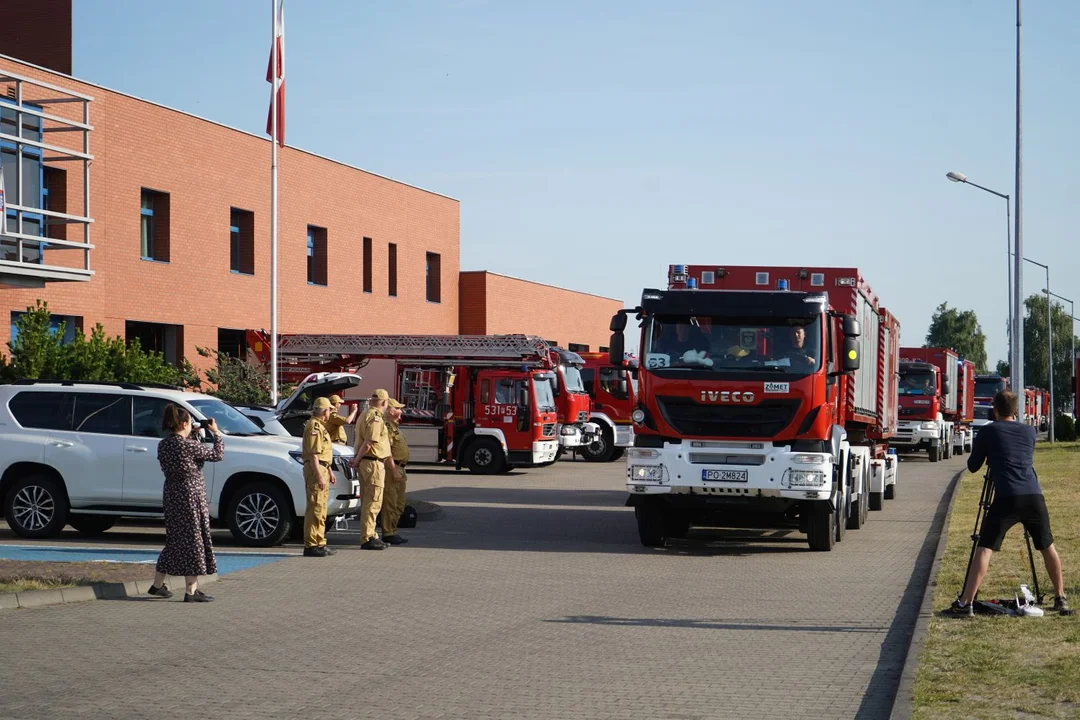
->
[1013, 0, 1024, 402]
[1022, 257, 1052, 443]
[946, 171, 1012, 364]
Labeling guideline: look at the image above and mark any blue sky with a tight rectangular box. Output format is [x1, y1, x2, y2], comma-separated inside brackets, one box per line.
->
[74, 0, 1079, 364]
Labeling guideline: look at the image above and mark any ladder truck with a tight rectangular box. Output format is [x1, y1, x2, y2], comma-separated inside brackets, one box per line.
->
[241, 333, 561, 474]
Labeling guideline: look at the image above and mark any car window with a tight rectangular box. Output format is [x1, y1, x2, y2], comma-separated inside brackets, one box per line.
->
[7, 391, 71, 430]
[71, 393, 132, 435]
[133, 397, 175, 438]
[580, 368, 595, 396]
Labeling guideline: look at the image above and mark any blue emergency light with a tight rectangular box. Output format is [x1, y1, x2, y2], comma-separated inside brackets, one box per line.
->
[687, 278, 697, 289]
[674, 264, 685, 274]
[777, 279, 789, 291]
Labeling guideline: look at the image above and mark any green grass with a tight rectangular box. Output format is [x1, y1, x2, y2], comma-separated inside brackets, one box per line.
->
[912, 442, 1080, 719]
[0, 577, 76, 594]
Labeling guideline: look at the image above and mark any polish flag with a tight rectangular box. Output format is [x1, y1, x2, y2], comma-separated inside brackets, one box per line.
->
[266, 0, 285, 146]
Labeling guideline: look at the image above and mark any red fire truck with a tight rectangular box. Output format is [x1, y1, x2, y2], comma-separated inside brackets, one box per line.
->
[894, 347, 959, 462]
[545, 347, 601, 455]
[609, 265, 900, 551]
[974, 374, 1009, 404]
[243, 333, 561, 473]
[575, 351, 638, 462]
[952, 359, 976, 455]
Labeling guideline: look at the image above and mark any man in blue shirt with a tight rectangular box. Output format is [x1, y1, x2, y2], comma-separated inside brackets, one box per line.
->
[946, 390, 1072, 616]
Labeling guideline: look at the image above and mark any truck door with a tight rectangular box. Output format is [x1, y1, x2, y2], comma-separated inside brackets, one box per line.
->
[479, 375, 531, 452]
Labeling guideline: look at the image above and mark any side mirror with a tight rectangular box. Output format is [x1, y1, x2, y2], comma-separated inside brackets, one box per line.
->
[608, 333, 625, 366]
[942, 379, 951, 396]
[842, 315, 861, 338]
[610, 311, 628, 333]
[842, 336, 860, 373]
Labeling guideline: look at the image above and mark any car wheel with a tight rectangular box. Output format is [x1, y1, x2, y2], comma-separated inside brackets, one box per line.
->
[5, 474, 69, 539]
[465, 438, 506, 474]
[227, 481, 292, 547]
[68, 514, 118, 535]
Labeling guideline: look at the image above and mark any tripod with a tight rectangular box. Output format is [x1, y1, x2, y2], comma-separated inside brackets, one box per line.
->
[963, 470, 1044, 606]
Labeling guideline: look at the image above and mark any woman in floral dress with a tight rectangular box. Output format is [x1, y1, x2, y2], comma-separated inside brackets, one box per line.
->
[147, 404, 224, 603]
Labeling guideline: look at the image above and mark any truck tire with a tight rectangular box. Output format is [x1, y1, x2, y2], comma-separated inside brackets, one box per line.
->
[835, 490, 848, 543]
[465, 438, 506, 475]
[869, 492, 884, 511]
[580, 427, 616, 463]
[227, 481, 292, 547]
[928, 445, 940, 463]
[635, 504, 667, 547]
[68, 514, 118, 535]
[847, 487, 869, 530]
[611, 448, 626, 461]
[663, 511, 691, 540]
[885, 483, 896, 500]
[4, 474, 69, 540]
[806, 502, 836, 551]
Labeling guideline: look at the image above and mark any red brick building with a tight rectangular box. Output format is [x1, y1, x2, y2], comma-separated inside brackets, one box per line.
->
[459, 271, 621, 352]
[0, 2, 620, 369]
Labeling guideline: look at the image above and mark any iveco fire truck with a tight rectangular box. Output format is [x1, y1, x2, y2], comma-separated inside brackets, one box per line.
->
[610, 265, 900, 551]
[576, 351, 638, 462]
[894, 347, 958, 462]
[242, 333, 560, 473]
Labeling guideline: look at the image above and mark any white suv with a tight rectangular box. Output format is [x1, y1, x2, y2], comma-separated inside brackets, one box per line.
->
[0, 381, 360, 547]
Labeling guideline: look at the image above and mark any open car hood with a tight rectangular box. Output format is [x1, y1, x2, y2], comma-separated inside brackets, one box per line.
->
[276, 372, 362, 418]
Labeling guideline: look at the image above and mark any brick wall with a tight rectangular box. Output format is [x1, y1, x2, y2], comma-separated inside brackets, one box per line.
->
[458, 271, 621, 352]
[0, 55, 460, 373]
[0, 0, 72, 74]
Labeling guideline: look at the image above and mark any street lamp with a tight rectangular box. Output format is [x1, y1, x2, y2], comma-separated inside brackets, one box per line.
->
[1022, 257, 1052, 443]
[945, 171, 1013, 372]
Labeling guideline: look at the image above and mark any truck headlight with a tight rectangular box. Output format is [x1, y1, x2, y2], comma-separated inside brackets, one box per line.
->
[561, 425, 577, 435]
[920, 422, 937, 430]
[631, 409, 646, 424]
[786, 470, 828, 487]
[629, 465, 663, 481]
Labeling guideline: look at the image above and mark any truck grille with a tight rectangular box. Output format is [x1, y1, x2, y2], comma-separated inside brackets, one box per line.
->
[655, 396, 800, 439]
[899, 407, 927, 417]
[541, 423, 556, 437]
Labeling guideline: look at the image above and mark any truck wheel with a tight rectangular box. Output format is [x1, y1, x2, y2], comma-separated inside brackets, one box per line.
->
[227, 481, 292, 547]
[869, 492, 884, 511]
[465, 438, 506, 475]
[806, 502, 836, 551]
[5, 474, 69, 540]
[68, 514, 118, 535]
[663, 511, 691, 539]
[635, 504, 667, 547]
[847, 486, 869, 530]
[580, 427, 616, 463]
[611, 448, 626, 461]
[835, 489, 848, 543]
[928, 446, 940, 463]
[885, 483, 896, 500]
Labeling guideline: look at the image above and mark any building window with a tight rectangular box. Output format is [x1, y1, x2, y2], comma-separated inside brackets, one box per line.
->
[568, 343, 589, 352]
[307, 225, 327, 286]
[126, 321, 183, 367]
[1, 98, 46, 264]
[426, 252, 441, 303]
[217, 328, 247, 359]
[363, 237, 373, 293]
[388, 242, 398, 297]
[599, 346, 610, 353]
[10, 311, 81, 345]
[140, 189, 170, 262]
[43, 167, 67, 241]
[230, 208, 255, 275]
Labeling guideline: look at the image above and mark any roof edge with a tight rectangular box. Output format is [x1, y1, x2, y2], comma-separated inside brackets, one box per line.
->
[462, 269, 622, 303]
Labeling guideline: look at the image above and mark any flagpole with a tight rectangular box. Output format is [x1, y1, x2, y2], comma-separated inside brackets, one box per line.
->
[269, 0, 280, 406]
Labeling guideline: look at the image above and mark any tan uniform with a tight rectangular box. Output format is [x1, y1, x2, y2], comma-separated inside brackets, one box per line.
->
[381, 420, 410, 537]
[301, 416, 333, 548]
[325, 412, 349, 445]
[353, 406, 391, 542]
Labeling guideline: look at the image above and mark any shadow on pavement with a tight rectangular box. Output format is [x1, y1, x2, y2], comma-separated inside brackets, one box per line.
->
[546, 615, 888, 634]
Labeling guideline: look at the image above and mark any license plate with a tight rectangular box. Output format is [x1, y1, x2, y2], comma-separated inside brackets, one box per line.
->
[702, 469, 749, 483]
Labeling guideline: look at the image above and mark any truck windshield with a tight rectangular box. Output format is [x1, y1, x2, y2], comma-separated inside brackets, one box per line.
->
[899, 370, 936, 396]
[562, 365, 586, 393]
[975, 378, 1007, 398]
[974, 405, 992, 420]
[189, 398, 267, 436]
[642, 315, 822, 374]
[533, 376, 557, 412]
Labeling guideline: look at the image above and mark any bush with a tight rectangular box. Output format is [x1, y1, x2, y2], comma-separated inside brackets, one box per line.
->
[1, 300, 197, 387]
[196, 347, 291, 407]
[1053, 414, 1077, 442]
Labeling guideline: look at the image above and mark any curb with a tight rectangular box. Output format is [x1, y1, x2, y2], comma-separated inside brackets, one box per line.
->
[888, 469, 965, 720]
[0, 573, 220, 612]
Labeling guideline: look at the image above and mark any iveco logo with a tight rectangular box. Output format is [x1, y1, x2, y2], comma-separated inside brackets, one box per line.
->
[700, 391, 755, 403]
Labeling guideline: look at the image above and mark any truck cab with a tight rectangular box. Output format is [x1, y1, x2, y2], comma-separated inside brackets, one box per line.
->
[576, 351, 637, 462]
[895, 361, 951, 462]
[465, 367, 560, 471]
[546, 348, 600, 453]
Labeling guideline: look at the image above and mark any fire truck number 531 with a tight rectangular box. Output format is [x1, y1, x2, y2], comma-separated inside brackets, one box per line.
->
[484, 404, 516, 416]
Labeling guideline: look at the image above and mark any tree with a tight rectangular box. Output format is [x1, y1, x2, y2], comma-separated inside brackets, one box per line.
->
[1021, 292, 1079, 415]
[995, 359, 1009, 377]
[924, 302, 989, 372]
[1, 300, 197, 387]
[196, 347, 291, 407]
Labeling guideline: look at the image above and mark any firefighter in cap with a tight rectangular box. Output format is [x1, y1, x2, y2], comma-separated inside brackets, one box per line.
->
[325, 394, 359, 445]
[302, 397, 336, 557]
[379, 398, 410, 545]
[349, 389, 396, 550]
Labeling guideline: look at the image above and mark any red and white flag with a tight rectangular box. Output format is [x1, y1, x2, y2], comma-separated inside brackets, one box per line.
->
[266, 0, 285, 146]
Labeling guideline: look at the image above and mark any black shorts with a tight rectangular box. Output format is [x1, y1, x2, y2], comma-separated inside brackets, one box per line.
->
[978, 494, 1054, 551]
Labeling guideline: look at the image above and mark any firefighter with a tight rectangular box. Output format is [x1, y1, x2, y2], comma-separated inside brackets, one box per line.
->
[379, 398, 410, 545]
[302, 396, 336, 557]
[325, 394, 359, 445]
[349, 389, 395, 550]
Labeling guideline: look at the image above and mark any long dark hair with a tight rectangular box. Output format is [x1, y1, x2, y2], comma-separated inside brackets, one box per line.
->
[162, 404, 192, 433]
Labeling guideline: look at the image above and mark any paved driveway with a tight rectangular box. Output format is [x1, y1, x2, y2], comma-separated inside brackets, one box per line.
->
[0, 453, 961, 720]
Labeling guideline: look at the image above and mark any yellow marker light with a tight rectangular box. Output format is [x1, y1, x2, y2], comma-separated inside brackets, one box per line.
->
[848, 350, 857, 360]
